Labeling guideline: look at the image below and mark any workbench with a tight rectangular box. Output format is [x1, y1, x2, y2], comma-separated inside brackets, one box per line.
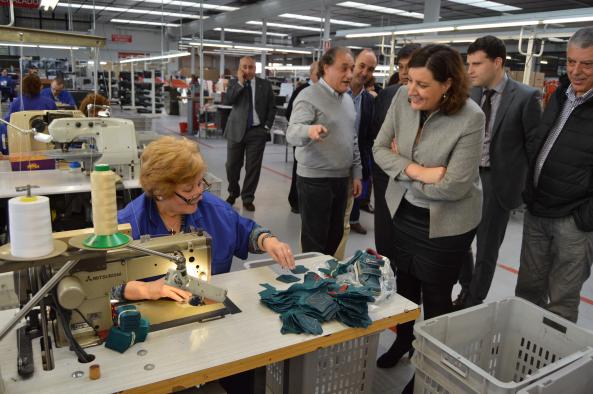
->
[0, 254, 419, 394]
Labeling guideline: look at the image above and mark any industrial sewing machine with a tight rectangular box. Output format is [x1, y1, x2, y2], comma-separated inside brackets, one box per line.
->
[7, 110, 84, 154]
[47, 117, 140, 179]
[0, 227, 235, 378]
[6, 110, 141, 179]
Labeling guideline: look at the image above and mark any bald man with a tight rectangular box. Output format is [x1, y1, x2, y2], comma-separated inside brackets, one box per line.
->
[223, 56, 276, 211]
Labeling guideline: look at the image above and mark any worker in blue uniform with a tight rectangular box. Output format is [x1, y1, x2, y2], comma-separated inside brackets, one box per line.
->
[115, 136, 295, 301]
[0, 69, 15, 102]
[41, 78, 76, 107]
[0, 74, 57, 155]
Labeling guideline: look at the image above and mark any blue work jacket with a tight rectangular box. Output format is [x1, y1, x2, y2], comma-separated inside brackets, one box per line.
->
[41, 87, 76, 107]
[118, 192, 257, 274]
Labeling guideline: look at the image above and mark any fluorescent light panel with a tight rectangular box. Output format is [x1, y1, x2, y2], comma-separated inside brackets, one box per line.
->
[214, 28, 289, 37]
[337, 2, 424, 19]
[120, 51, 190, 64]
[543, 16, 593, 24]
[279, 13, 370, 27]
[457, 20, 538, 30]
[247, 21, 322, 32]
[189, 42, 234, 48]
[0, 42, 79, 49]
[57, 3, 202, 20]
[112, 19, 180, 27]
[447, 0, 520, 12]
[346, 26, 453, 38]
[128, 0, 238, 12]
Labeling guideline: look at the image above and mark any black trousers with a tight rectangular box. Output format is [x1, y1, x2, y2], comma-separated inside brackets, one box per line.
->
[288, 147, 299, 209]
[393, 199, 477, 344]
[373, 164, 397, 268]
[225, 126, 268, 204]
[458, 169, 511, 306]
[297, 175, 349, 256]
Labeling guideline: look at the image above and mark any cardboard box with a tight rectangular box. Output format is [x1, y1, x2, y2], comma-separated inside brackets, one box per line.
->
[9, 154, 56, 171]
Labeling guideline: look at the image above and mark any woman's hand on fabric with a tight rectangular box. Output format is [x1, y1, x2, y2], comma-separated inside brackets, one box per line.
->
[264, 237, 295, 270]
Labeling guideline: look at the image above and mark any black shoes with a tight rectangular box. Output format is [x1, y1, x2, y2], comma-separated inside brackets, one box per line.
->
[226, 196, 236, 205]
[243, 202, 255, 212]
[377, 338, 414, 369]
[350, 222, 367, 235]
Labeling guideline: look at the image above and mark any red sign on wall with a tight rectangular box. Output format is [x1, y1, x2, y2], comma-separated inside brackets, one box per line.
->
[0, 0, 40, 8]
[112, 34, 133, 43]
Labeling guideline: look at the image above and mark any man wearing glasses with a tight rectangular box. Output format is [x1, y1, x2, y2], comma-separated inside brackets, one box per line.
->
[516, 27, 593, 322]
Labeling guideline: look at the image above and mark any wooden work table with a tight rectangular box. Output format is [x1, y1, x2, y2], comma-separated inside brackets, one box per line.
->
[0, 254, 419, 394]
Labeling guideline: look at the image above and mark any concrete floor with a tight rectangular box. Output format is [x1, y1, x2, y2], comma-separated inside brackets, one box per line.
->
[149, 113, 593, 394]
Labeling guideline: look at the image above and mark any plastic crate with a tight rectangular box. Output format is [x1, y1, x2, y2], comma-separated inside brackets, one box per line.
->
[518, 351, 593, 394]
[412, 297, 593, 394]
[266, 333, 379, 394]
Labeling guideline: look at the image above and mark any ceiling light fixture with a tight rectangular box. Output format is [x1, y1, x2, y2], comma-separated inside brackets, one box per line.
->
[214, 28, 289, 37]
[111, 19, 180, 27]
[279, 13, 370, 27]
[120, 51, 191, 64]
[337, 2, 424, 19]
[447, 0, 520, 12]
[58, 3, 202, 20]
[247, 21, 322, 32]
[457, 20, 539, 30]
[128, 0, 238, 12]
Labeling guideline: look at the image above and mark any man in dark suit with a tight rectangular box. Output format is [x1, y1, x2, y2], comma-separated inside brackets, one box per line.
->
[286, 61, 318, 214]
[224, 56, 276, 211]
[455, 36, 542, 307]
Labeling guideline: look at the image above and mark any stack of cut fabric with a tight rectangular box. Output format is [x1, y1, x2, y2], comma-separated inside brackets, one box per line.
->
[259, 271, 375, 335]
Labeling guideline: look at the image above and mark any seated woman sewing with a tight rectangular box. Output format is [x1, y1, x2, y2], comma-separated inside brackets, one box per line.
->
[115, 136, 295, 302]
[0, 74, 57, 154]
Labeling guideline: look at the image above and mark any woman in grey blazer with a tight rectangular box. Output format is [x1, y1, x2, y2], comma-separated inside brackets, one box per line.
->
[372, 45, 485, 387]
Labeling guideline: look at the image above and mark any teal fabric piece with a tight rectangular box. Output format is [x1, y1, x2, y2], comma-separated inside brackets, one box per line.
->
[118, 309, 141, 332]
[276, 274, 301, 283]
[259, 264, 375, 335]
[105, 327, 135, 353]
[290, 265, 309, 274]
[134, 318, 150, 343]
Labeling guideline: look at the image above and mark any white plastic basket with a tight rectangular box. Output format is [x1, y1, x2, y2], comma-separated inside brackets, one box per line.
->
[412, 297, 593, 394]
[517, 350, 593, 394]
[266, 333, 379, 394]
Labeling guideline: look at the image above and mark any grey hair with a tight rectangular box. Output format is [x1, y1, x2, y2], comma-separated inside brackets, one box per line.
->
[318, 47, 353, 77]
[568, 27, 593, 49]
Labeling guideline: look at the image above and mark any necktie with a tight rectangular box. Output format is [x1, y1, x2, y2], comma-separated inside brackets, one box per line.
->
[245, 80, 254, 129]
[482, 89, 495, 135]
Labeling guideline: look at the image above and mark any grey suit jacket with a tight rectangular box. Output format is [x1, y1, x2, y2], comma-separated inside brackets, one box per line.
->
[470, 78, 542, 210]
[223, 77, 276, 143]
[373, 86, 485, 238]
